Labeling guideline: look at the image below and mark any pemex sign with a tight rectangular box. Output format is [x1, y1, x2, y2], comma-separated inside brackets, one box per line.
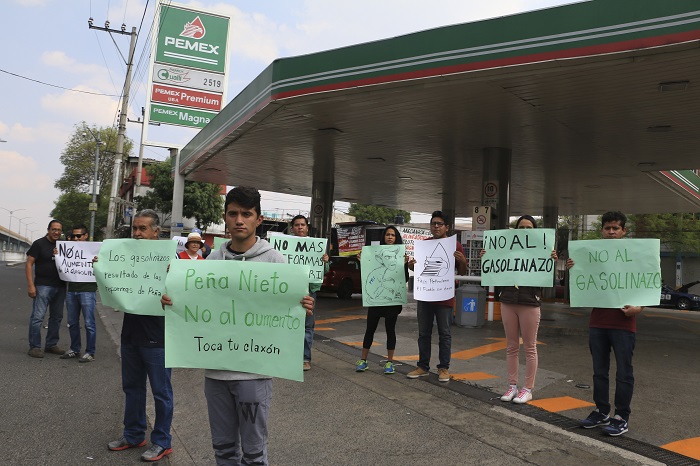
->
[155, 4, 229, 73]
[148, 2, 230, 129]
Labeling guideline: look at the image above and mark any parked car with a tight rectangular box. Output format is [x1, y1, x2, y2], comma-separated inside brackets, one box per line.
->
[659, 281, 700, 310]
[321, 256, 362, 299]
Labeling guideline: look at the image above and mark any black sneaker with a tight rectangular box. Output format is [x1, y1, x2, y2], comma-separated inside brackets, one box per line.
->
[60, 350, 81, 359]
[601, 415, 629, 436]
[579, 409, 610, 428]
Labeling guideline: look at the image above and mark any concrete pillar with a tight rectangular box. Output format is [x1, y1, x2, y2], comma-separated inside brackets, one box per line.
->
[542, 205, 559, 298]
[170, 148, 185, 239]
[310, 131, 336, 240]
[481, 148, 511, 229]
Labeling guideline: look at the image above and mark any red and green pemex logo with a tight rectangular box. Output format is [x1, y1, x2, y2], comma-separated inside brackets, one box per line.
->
[180, 16, 206, 40]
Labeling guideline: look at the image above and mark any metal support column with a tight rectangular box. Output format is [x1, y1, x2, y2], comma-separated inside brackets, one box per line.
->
[170, 148, 185, 239]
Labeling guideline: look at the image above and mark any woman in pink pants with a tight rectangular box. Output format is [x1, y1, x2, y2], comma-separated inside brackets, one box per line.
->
[482, 215, 557, 404]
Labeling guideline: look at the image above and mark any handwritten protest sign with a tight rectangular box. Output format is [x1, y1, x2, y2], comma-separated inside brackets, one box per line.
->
[94, 239, 176, 316]
[164, 260, 310, 381]
[397, 226, 431, 257]
[337, 226, 365, 256]
[568, 238, 661, 308]
[55, 241, 102, 282]
[481, 229, 556, 287]
[213, 236, 228, 251]
[172, 236, 187, 255]
[269, 235, 328, 284]
[361, 245, 407, 307]
[413, 236, 456, 302]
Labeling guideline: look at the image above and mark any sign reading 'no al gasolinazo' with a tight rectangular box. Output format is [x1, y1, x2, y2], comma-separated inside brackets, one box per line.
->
[151, 83, 223, 111]
[155, 4, 229, 74]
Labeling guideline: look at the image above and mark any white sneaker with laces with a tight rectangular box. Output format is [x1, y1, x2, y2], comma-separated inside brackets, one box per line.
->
[513, 388, 532, 404]
[500, 386, 519, 402]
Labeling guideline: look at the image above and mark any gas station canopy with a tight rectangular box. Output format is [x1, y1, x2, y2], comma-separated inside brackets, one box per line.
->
[179, 0, 700, 218]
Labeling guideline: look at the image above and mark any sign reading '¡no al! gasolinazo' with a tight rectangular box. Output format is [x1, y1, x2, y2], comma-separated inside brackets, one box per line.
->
[156, 5, 229, 74]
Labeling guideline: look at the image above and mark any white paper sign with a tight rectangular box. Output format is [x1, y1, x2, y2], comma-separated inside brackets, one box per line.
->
[413, 236, 456, 302]
[55, 241, 102, 282]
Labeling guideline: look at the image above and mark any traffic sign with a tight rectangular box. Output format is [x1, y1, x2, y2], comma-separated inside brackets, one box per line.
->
[484, 181, 499, 207]
[472, 206, 491, 231]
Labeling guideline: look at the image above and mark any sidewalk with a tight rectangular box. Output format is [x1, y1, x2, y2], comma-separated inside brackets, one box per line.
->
[95, 298, 667, 466]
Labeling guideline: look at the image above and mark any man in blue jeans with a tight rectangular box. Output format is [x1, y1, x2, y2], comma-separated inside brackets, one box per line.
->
[105, 210, 173, 462]
[406, 211, 467, 383]
[567, 211, 643, 437]
[25, 219, 66, 358]
[60, 224, 97, 363]
[290, 214, 329, 371]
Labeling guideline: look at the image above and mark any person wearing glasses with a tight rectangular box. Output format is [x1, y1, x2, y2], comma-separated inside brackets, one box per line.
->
[25, 219, 66, 358]
[60, 224, 98, 363]
[407, 211, 467, 382]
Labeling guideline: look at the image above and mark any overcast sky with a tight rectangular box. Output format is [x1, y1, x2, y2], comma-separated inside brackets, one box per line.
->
[0, 0, 575, 240]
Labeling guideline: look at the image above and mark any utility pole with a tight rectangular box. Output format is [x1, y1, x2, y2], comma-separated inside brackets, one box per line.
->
[83, 127, 103, 241]
[88, 18, 137, 238]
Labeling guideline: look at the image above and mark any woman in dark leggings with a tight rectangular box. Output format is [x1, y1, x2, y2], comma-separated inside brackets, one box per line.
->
[355, 226, 409, 375]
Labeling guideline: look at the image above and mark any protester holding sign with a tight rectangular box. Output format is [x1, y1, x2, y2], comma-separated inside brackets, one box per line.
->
[25, 219, 66, 358]
[162, 187, 314, 466]
[178, 231, 206, 260]
[566, 211, 643, 437]
[355, 226, 409, 375]
[407, 211, 467, 383]
[60, 224, 99, 363]
[290, 214, 329, 372]
[105, 210, 174, 462]
[480, 215, 557, 404]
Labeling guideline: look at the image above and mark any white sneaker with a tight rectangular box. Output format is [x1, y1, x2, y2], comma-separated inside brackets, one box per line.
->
[512, 388, 532, 404]
[500, 386, 519, 402]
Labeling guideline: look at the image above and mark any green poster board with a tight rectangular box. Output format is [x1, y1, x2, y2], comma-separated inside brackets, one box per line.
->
[360, 245, 407, 307]
[164, 260, 310, 382]
[481, 229, 556, 287]
[94, 239, 176, 316]
[212, 236, 228, 251]
[568, 238, 661, 308]
[269, 235, 328, 284]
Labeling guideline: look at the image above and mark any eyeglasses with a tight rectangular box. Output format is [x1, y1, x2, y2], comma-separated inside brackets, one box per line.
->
[73, 233, 86, 238]
[430, 222, 445, 227]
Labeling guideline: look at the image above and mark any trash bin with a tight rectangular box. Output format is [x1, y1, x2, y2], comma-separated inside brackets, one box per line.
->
[454, 284, 486, 328]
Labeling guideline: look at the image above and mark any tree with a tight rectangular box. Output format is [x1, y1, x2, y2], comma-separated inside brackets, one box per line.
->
[50, 192, 108, 240]
[629, 213, 700, 254]
[134, 158, 224, 231]
[53, 122, 133, 239]
[348, 204, 411, 225]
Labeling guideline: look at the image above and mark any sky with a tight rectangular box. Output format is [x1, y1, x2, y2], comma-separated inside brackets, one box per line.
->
[0, 0, 575, 241]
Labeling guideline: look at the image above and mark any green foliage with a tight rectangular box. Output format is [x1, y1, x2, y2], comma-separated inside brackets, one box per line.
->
[49, 191, 108, 240]
[134, 158, 224, 231]
[53, 122, 132, 239]
[348, 204, 411, 225]
[55, 122, 132, 195]
[629, 213, 700, 253]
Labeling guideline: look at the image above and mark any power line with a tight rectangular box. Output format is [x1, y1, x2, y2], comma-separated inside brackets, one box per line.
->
[0, 68, 119, 97]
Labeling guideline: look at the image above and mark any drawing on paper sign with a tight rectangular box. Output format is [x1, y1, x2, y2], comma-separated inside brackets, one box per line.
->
[421, 243, 450, 277]
[365, 247, 402, 303]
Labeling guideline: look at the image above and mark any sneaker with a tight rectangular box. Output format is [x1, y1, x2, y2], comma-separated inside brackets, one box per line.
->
[513, 388, 532, 404]
[438, 368, 450, 382]
[108, 436, 147, 451]
[355, 359, 368, 372]
[79, 353, 95, 363]
[141, 444, 173, 462]
[407, 367, 429, 379]
[579, 409, 610, 429]
[60, 350, 81, 359]
[28, 348, 44, 358]
[500, 386, 519, 402]
[44, 346, 65, 355]
[303, 361, 311, 371]
[601, 415, 629, 436]
[383, 361, 395, 374]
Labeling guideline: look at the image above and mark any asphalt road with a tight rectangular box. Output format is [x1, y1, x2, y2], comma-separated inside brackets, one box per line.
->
[2, 261, 698, 465]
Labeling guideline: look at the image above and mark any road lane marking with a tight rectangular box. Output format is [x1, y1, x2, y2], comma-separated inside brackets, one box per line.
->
[451, 372, 498, 381]
[662, 437, 700, 460]
[528, 396, 594, 413]
[315, 315, 366, 324]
